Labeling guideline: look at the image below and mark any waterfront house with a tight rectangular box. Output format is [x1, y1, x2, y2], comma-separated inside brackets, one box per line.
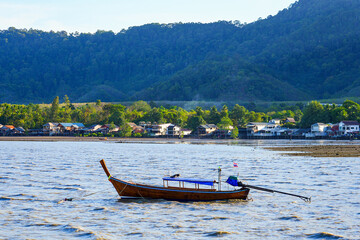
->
[180, 129, 192, 136]
[253, 124, 290, 137]
[198, 124, 217, 135]
[213, 129, 232, 138]
[127, 122, 145, 134]
[291, 128, 311, 137]
[58, 123, 85, 134]
[138, 121, 153, 133]
[58, 123, 76, 134]
[246, 122, 268, 134]
[100, 124, 119, 134]
[284, 118, 296, 124]
[81, 124, 102, 134]
[88, 124, 102, 132]
[311, 123, 330, 137]
[269, 119, 281, 124]
[27, 129, 43, 135]
[167, 124, 181, 136]
[13, 127, 25, 135]
[338, 121, 360, 135]
[72, 123, 85, 129]
[133, 126, 145, 134]
[43, 122, 60, 135]
[149, 123, 172, 136]
[328, 124, 339, 136]
[0, 125, 15, 136]
[127, 122, 137, 129]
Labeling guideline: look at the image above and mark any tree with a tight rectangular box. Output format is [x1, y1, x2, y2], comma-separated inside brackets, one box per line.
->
[195, 106, 204, 117]
[217, 116, 233, 130]
[143, 107, 164, 123]
[63, 95, 70, 106]
[61, 95, 72, 122]
[230, 104, 249, 126]
[342, 100, 360, 121]
[118, 123, 132, 137]
[230, 126, 239, 139]
[109, 111, 126, 126]
[49, 96, 60, 122]
[130, 100, 151, 112]
[220, 105, 229, 118]
[300, 101, 325, 128]
[207, 106, 221, 124]
[248, 111, 264, 122]
[186, 115, 206, 132]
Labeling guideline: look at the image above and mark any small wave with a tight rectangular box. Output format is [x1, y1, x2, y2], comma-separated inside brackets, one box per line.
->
[205, 231, 232, 237]
[0, 196, 12, 201]
[278, 215, 302, 221]
[92, 207, 108, 211]
[126, 232, 144, 237]
[0, 176, 11, 180]
[316, 216, 331, 220]
[61, 224, 98, 238]
[48, 187, 83, 191]
[26, 222, 99, 238]
[278, 227, 292, 232]
[26, 223, 60, 228]
[306, 232, 344, 239]
[0, 195, 41, 202]
[10, 193, 34, 197]
[203, 216, 229, 221]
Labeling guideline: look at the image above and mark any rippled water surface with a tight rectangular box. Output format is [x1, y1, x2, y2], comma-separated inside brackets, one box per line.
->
[0, 140, 359, 239]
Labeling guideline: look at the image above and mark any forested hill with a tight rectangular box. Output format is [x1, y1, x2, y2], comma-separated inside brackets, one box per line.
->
[1, 0, 360, 104]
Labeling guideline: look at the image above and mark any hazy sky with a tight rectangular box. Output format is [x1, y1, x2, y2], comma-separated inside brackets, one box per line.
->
[0, 0, 298, 33]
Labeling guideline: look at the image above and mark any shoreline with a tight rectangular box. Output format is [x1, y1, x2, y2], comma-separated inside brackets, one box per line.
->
[0, 136, 240, 144]
[265, 145, 360, 157]
[1, 136, 359, 157]
[1, 135, 360, 143]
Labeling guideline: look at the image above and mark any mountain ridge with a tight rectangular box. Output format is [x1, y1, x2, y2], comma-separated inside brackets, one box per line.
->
[0, 0, 359, 103]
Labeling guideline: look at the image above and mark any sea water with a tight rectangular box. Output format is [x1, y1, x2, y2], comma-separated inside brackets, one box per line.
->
[0, 140, 359, 239]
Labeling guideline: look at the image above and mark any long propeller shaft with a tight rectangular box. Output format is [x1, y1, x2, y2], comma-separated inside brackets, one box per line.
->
[240, 183, 311, 202]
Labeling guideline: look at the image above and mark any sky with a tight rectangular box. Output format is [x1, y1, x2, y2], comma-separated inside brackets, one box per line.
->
[0, 0, 298, 33]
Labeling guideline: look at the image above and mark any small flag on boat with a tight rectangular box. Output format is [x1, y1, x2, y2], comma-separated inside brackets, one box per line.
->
[233, 162, 238, 167]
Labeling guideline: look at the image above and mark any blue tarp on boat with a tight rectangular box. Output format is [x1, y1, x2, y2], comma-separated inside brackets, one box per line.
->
[226, 176, 239, 186]
[163, 177, 215, 186]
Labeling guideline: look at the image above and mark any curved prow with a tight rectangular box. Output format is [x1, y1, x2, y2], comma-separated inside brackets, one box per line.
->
[100, 159, 111, 178]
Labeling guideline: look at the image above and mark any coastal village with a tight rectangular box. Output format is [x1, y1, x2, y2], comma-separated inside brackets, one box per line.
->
[1, 119, 359, 139]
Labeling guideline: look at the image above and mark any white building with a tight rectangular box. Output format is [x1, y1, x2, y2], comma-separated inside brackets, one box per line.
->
[253, 125, 289, 136]
[43, 122, 60, 135]
[269, 119, 281, 124]
[167, 124, 181, 136]
[149, 123, 172, 136]
[312, 123, 329, 136]
[181, 129, 192, 136]
[246, 122, 268, 133]
[339, 121, 360, 135]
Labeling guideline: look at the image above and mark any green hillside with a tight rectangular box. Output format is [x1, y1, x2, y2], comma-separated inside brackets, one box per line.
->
[0, 0, 359, 103]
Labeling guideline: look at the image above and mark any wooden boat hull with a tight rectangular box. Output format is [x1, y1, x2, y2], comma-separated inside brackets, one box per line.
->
[109, 177, 249, 201]
[101, 160, 249, 201]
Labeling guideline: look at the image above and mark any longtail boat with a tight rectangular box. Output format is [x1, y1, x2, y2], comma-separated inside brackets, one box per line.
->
[100, 159, 249, 201]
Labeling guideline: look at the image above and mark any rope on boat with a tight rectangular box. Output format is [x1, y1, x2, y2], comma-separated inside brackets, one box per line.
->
[137, 190, 146, 200]
[82, 189, 105, 198]
[119, 184, 128, 196]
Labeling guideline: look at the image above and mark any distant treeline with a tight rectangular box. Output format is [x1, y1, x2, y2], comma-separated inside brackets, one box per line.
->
[1, 96, 360, 131]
